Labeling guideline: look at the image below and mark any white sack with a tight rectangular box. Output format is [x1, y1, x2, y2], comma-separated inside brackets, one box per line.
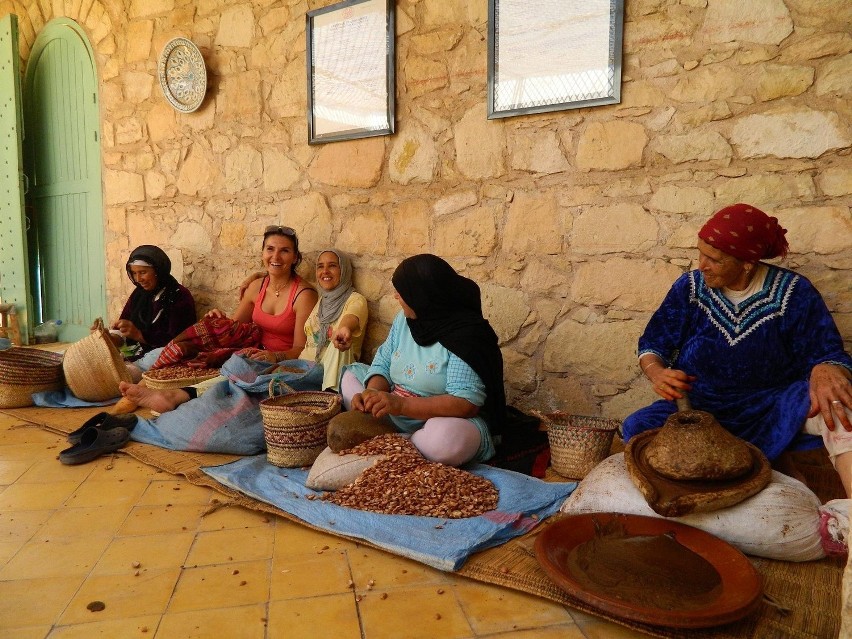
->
[560, 453, 840, 562]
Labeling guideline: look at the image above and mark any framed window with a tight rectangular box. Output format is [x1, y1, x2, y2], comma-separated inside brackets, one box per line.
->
[306, 0, 395, 144]
[487, 0, 624, 119]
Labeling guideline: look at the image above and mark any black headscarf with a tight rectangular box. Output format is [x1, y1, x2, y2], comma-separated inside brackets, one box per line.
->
[391, 254, 507, 437]
[125, 245, 182, 330]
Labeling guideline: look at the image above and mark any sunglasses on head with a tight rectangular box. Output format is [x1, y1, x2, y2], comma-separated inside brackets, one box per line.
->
[264, 225, 296, 236]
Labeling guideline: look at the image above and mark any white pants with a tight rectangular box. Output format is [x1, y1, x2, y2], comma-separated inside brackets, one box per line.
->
[803, 405, 852, 465]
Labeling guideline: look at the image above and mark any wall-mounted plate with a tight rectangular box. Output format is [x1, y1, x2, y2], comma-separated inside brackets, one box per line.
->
[158, 37, 206, 113]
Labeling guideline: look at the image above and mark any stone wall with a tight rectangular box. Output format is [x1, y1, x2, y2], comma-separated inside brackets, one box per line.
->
[5, 0, 851, 418]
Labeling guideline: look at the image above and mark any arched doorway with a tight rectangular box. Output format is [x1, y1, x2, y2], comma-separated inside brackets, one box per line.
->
[23, 17, 105, 341]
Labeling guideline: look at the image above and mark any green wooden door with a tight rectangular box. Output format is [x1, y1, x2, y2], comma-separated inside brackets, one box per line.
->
[0, 14, 33, 344]
[23, 18, 105, 341]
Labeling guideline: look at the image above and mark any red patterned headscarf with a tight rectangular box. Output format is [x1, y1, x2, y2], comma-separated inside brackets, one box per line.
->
[698, 203, 789, 262]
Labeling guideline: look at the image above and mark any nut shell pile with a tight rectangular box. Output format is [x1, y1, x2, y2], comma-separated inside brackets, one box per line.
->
[323, 434, 498, 518]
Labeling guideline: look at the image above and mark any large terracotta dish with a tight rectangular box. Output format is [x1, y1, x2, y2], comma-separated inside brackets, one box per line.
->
[534, 513, 763, 629]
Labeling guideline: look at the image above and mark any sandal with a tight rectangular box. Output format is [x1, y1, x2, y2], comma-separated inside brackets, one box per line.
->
[67, 413, 138, 444]
[59, 426, 131, 465]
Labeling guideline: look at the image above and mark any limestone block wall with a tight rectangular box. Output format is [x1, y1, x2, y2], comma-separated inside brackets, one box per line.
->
[6, 0, 851, 418]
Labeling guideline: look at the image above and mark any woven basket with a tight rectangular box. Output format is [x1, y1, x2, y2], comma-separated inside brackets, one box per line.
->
[0, 347, 65, 408]
[538, 412, 620, 480]
[259, 380, 341, 468]
[142, 366, 221, 390]
[62, 318, 132, 401]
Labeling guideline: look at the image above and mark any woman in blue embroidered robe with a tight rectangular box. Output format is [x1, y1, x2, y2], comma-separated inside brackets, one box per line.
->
[623, 204, 852, 496]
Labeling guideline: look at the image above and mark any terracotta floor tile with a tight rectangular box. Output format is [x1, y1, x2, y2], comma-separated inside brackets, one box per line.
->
[46, 614, 161, 638]
[18, 458, 97, 483]
[185, 525, 274, 567]
[358, 583, 473, 639]
[58, 569, 181, 625]
[0, 422, 55, 444]
[3, 625, 52, 638]
[568, 610, 651, 638]
[86, 454, 163, 481]
[0, 575, 84, 629]
[35, 504, 133, 539]
[92, 532, 195, 576]
[347, 546, 451, 589]
[66, 478, 150, 508]
[0, 460, 32, 484]
[0, 443, 65, 462]
[157, 603, 267, 639]
[118, 503, 208, 536]
[0, 480, 80, 510]
[0, 534, 112, 580]
[479, 623, 586, 638]
[0, 539, 23, 565]
[168, 560, 271, 613]
[268, 593, 361, 638]
[273, 517, 358, 555]
[0, 508, 53, 542]
[137, 479, 215, 506]
[197, 502, 275, 531]
[270, 551, 352, 600]
[453, 578, 575, 634]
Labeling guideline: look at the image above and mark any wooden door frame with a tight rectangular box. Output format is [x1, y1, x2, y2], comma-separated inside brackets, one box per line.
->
[23, 17, 106, 338]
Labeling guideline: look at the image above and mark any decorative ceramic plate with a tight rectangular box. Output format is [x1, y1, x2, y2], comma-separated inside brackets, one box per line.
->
[158, 37, 207, 113]
[534, 513, 763, 629]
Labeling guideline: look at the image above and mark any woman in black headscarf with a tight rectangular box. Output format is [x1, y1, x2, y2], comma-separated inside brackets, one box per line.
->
[340, 254, 506, 466]
[108, 245, 197, 359]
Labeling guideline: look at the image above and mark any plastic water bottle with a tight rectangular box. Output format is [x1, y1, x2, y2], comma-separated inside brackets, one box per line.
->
[34, 319, 62, 344]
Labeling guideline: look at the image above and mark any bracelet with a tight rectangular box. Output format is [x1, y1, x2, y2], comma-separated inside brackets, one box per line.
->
[641, 360, 662, 373]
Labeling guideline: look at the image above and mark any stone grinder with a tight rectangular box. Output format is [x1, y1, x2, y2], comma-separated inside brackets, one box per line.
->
[624, 394, 772, 517]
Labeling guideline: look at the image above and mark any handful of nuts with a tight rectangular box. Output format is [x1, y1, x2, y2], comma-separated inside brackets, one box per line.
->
[323, 434, 499, 518]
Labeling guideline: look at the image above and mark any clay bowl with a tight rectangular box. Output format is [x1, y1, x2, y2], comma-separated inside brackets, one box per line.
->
[534, 513, 763, 629]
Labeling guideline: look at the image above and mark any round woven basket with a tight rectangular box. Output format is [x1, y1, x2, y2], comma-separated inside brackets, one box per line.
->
[142, 367, 221, 390]
[0, 347, 65, 408]
[62, 318, 132, 401]
[259, 384, 341, 468]
[538, 412, 620, 480]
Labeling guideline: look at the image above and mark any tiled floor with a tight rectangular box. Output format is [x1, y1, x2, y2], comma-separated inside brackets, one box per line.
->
[0, 412, 647, 638]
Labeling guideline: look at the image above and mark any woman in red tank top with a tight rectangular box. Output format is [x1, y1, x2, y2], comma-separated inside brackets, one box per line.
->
[206, 226, 317, 363]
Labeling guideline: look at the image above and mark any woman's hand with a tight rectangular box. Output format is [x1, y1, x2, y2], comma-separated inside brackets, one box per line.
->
[331, 326, 353, 351]
[808, 363, 852, 432]
[205, 308, 228, 319]
[236, 347, 278, 363]
[361, 390, 405, 418]
[249, 350, 279, 364]
[238, 272, 265, 300]
[112, 319, 142, 343]
[647, 367, 695, 401]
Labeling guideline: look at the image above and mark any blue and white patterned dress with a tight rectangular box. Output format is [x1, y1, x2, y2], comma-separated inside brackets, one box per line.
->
[622, 265, 852, 460]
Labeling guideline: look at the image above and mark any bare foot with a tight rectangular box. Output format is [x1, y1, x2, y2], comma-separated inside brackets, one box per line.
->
[118, 381, 190, 414]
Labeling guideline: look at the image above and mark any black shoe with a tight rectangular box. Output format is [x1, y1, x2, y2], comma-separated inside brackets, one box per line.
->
[59, 426, 131, 465]
[67, 413, 138, 444]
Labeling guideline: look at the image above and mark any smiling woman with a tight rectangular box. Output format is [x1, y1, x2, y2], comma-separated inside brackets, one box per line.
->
[623, 203, 852, 497]
[300, 249, 368, 391]
[107, 245, 196, 360]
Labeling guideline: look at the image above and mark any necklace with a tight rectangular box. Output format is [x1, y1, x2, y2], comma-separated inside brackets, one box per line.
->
[272, 278, 289, 298]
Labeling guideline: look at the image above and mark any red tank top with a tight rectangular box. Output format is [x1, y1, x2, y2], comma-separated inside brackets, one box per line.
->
[252, 275, 301, 352]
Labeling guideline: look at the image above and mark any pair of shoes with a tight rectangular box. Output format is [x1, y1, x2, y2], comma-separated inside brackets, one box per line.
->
[59, 427, 131, 465]
[67, 412, 138, 444]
